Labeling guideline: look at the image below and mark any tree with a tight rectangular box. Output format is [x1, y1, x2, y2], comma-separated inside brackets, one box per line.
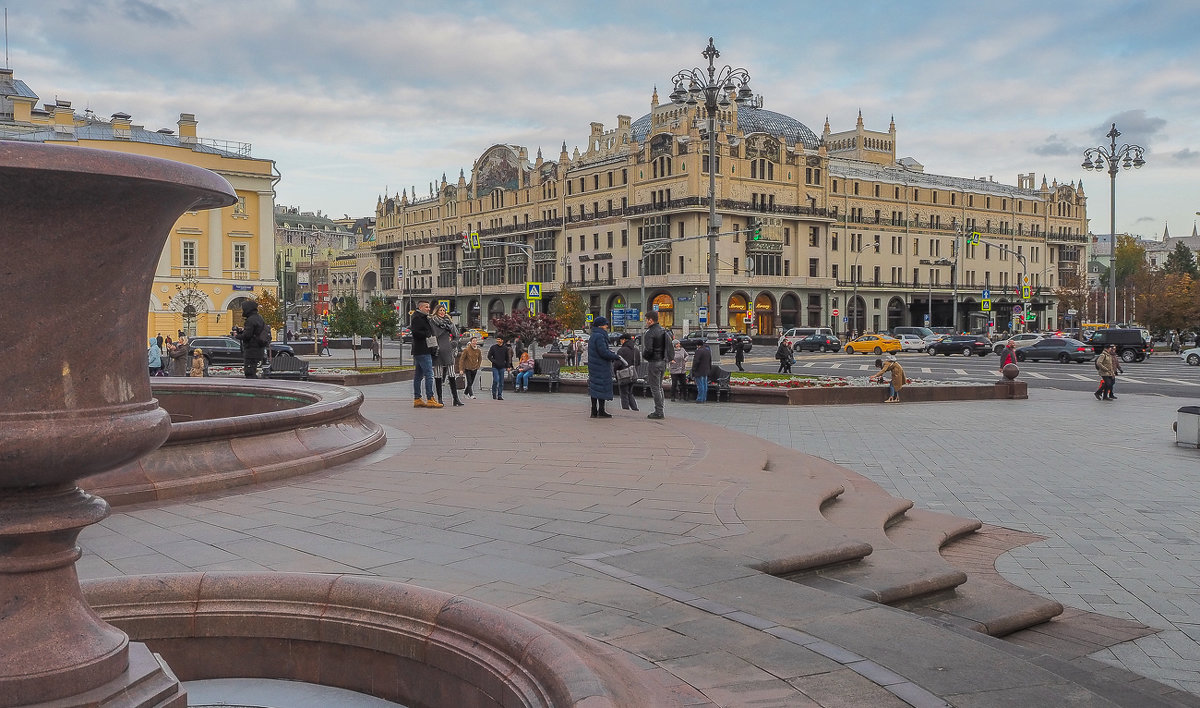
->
[366, 297, 400, 368]
[549, 283, 587, 332]
[1162, 241, 1200, 279]
[1137, 272, 1199, 335]
[328, 296, 375, 368]
[1053, 266, 1090, 327]
[490, 312, 563, 357]
[1113, 234, 1148, 287]
[171, 272, 208, 336]
[254, 289, 284, 331]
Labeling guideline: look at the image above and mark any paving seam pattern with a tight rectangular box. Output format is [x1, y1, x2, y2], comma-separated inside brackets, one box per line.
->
[569, 554, 951, 708]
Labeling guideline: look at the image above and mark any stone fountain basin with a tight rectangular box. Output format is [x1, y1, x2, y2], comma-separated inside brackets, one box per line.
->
[81, 379, 385, 507]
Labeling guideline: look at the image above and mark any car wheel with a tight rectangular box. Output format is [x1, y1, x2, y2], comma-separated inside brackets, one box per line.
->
[1189, 354, 1200, 366]
[961, 347, 972, 356]
[793, 344, 802, 352]
[1016, 351, 1026, 362]
[928, 348, 938, 356]
[845, 346, 854, 354]
[1058, 353, 1069, 363]
[1120, 349, 1137, 363]
[873, 347, 883, 355]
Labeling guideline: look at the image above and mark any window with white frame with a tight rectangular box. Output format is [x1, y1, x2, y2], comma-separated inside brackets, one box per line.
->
[182, 240, 197, 267]
[233, 196, 246, 215]
[233, 243, 247, 270]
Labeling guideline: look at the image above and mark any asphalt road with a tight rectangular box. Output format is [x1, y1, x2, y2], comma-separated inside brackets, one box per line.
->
[731, 346, 1200, 399]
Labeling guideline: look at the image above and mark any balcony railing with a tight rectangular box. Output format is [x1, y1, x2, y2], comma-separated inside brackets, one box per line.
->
[223, 268, 256, 280]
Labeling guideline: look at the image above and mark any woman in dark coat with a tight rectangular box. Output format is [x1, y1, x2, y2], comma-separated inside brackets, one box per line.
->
[586, 317, 619, 418]
[616, 333, 642, 412]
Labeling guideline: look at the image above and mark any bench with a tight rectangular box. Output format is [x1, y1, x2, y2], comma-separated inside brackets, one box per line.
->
[507, 356, 562, 392]
[677, 367, 732, 402]
[266, 353, 310, 381]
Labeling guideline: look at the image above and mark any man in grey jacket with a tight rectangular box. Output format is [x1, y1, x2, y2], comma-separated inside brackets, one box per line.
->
[641, 311, 672, 419]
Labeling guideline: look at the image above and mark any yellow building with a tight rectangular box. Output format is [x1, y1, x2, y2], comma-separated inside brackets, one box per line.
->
[366, 61, 1088, 336]
[0, 67, 277, 339]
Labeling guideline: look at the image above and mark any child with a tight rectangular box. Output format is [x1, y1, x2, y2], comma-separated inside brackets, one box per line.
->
[190, 348, 208, 377]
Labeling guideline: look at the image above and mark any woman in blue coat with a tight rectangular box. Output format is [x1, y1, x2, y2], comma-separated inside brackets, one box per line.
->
[586, 317, 619, 418]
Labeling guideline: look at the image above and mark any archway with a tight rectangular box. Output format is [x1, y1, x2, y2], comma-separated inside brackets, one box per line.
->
[651, 292, 675, 330]
[360, 271, 377, 297]
[467, 298, 480, 328]
[487, 298, 505, 327]
[727, 292, 749, 334]
[779, 292, 800, 330]
[511, 296, 528, 314]
[886, 297, 906, 332]
[753, 292, 776, 336]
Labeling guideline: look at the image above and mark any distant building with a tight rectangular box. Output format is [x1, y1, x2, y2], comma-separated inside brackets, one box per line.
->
[1143, 224, 1200, 270]
[1, 67, 278, 339]
[365, 76, 1087, 334]
[273, 206, 357, 334]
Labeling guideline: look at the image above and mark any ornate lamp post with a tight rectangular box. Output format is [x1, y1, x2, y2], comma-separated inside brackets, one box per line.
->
[850, 243, 878, 337]
[1082, 123, 1145, 325]
[669, 37, 753, 331]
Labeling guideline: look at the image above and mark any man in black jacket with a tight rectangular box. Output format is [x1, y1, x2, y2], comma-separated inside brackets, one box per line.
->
[236, 300, 268, 379]
[641, 312, 672, 419]
[409, 299, 441, 408]
[691, 339, 712, 403]
[487, 335, 513, 400]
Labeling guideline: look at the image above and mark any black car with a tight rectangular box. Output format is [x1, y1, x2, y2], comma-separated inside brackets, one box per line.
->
[1088, 328, 1152, 362]
[1015, 337, 1094, 363]
[723, 333, 753, 354]
[794, 334, 841, 352]
[188, 336, 295, 366]
[680, 331, 730, 355]
[927, 335, 991, 357]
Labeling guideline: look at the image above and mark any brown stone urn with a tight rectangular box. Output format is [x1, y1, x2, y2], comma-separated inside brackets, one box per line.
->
[0, 142, 235, 707]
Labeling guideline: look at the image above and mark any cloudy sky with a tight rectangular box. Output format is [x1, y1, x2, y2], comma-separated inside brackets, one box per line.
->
[7, 0, 1199, 238]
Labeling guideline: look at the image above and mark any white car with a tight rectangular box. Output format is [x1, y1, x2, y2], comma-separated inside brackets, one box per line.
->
[1181, 347, 1200, 366]
[992, 332, 1043, 354]
[896, 333, 927, 352]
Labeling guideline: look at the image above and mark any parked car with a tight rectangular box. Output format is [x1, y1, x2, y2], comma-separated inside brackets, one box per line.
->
[779, 327, 836, 348]
[922, 333, 949, 349]
[1181, 347, 1200, 366]
[930, 327, 957, 336]
[1088, 328, 1152, 362]
[891, 326, 934, 340]
[991, 332, 1044, 354]
[793, 333, 841, 352]
[1015, 337, 1094, 363]
[928, 335, 991, 357]
[188, 337, 295, 367]
[895, 333, 927, 352]
[723, 332, 753, 353]
[681, 331, 734, 355]
[844, 334, 901, 355]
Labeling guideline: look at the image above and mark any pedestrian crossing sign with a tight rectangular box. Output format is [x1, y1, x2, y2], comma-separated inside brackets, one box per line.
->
[526, 282, 542, 300]
[438, 299, 450, 312]
[586, 313, 594, 323]
[982, 298, 992, 312]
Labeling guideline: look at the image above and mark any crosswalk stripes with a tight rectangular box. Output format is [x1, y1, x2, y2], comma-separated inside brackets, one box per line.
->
[1160, 378, 1200, 386]
[1116, 376, 1147, 384]
[1067, 373, 1095, 381]
[1023, 371, 1050, 379]
[829, 363, 842, 369]
[953, 369, 967, 375]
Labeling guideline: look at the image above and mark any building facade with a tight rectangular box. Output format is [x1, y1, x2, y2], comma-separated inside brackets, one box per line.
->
[0, 67, 277, 340]
[273, 206, 357, 336]
[365, 80, 1088, 336]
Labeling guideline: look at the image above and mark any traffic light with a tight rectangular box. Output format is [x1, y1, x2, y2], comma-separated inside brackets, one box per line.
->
[751, 220, 763, 240]
[461, 231, 471, 253]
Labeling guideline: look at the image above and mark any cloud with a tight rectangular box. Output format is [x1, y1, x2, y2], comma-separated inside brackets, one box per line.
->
[1033, 135, 1076, 157]
[1098, 110, 1167, 144]
[1135, 216, 1156, 223]
[1171, 147, 1200, 163]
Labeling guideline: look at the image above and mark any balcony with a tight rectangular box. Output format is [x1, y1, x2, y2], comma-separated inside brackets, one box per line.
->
[223, 269, 256, 280]
[172, 266, 201, 279]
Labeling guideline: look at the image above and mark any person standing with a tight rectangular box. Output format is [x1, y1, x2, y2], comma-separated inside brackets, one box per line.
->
[487, 335, 513, 400]
[147, 338, 163, 378]
[457, 337, 483, 399]
[587, 317, 619, 418]
[616, 333, 641, 412]
[733, 338, 746, 372]
[236, 299, 269, 379]
[870, 354, 906, 403]
[1095, 344, 1121, 400]
[641, 311, 671, 419]
[668, 340, 689, 401]
[429, 303, 462, 407]
[775, 339, 792, 374]
[410, 299, 442, 408]
[190, 347, 208, 377]
[167, 335, 190, 376]
[692, 339, 712, 403]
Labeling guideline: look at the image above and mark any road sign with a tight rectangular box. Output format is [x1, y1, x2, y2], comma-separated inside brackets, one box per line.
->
[832, 308, 840, 317]
[438, 299, 450, 312]
[1022, 274, 1030, 285]
[526, 282, 542, 300]
[469, 231, 480, 249]
[396, 266, 404, 278]
[653, 303, 660, 312]
[923, 314, 930, 324]
[1012, 304, 1023, 314]
[1021, 285, 1031, 300]
[698, 307, 708, 326]
[1067, 309, 1078, 316]
[612, 309, 626, 326]
[981, 298, 992, 312]
[744, 314, 753, 324]
[968, 231, 981, 245]
[981, 289, 990, 300]
[843, 316, 849, 323]
[585, 313, 594, 324]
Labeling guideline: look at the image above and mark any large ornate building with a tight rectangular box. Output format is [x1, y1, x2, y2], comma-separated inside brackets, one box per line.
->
[366, 73, 1088, 336]
[0, 67, 277, 339]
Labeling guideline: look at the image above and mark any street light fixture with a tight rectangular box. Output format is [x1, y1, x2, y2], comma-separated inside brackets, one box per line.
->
[850, 243, 878, 337]
[669, 37, 753, 331]
[1082, 123, 1145, 324]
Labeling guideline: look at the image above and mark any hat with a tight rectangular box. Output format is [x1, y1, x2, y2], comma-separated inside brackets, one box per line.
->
[594, 317, 609, 327]
[885, 354, 897, 362]
[619, 332, 633, 342]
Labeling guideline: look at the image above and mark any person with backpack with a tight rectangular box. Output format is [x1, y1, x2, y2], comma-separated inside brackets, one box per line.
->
[236, 299, 269, 379]
[641, 311, 672, 419]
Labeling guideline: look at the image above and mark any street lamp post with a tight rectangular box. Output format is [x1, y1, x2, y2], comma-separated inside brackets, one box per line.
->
[1082, 123, 1145, 325]
[850, 243, 878, 337]
[640, 239, 672, 330]
[308, 236, 319, 356]
[669, 37, 753, 332]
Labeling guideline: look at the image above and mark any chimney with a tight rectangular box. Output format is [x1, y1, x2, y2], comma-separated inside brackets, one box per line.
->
[111, 112, 132, 140]
[177, 113, 197, 145]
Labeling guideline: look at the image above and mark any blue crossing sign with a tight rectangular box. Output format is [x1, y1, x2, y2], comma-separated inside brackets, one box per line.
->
[526, 282, 542, 300]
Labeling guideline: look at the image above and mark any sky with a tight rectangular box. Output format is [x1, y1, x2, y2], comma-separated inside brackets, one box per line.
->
[6, 0, 1199, 239]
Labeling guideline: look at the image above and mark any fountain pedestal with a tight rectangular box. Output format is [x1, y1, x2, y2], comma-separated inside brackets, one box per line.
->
[0, 142, 235, 707]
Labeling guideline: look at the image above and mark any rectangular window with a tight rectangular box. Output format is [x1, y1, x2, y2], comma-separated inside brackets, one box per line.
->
[678, 255, 684, 273]
[621, 229, 628, 246]
[733, 257, 739, 275]
[831, 233, 838, 251]
[593, 233, 599, 250]
[607, 231, 613, 248]
[622, 261, 628, 277]
[809, 228, 820, 247]
[233, 243, 247, 270]
[182, 240, 197, 267]
[809, 258, 819, 277]
[233, 196, 246, 215]
[831, 264, 838, 280]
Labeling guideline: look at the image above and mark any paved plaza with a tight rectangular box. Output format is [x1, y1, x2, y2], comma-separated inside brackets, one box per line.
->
[76, 380, 1200, 706]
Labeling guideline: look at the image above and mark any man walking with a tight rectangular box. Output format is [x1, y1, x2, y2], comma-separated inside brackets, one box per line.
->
[410, 299, 442, 408]
[487, 335, 513, 400]
[1094, 344, 1122, 401]
[641, 312, 671, 419]
[733, 337, 746, 372]
[692, 338, 712, 403]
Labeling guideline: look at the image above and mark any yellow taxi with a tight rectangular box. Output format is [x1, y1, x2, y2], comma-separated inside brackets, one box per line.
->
[463, 328, 489, 341]
[844, 334, 902, 355]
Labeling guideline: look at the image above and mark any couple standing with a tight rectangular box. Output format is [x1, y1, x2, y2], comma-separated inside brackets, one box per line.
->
[587, 311, 672, 419]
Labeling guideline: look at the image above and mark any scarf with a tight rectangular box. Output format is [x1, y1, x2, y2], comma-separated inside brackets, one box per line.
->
[430, 312, 456, 336]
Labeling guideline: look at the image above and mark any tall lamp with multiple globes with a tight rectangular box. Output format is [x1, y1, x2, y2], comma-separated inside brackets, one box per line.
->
[668, 37, 753, 331]
[1081, 123, 1145, 325]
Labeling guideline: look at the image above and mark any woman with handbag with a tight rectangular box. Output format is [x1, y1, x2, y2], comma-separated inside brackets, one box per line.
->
[616, 333, 642, 412]
[429, 302, 464, 407]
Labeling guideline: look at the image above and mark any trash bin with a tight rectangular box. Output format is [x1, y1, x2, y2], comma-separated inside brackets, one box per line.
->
[1177, 406, 1200, 447]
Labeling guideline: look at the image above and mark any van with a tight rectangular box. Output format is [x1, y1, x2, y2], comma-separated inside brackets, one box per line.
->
[779, 327, 836, 348]
[1089, 328, 1152, 362]
[891, 326, 934, 339]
